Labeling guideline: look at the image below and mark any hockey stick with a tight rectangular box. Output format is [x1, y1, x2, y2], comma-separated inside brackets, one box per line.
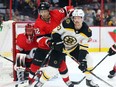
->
[71, 76, 85, 84]
[0, 54, 19, 87]
[0, 54, 14, 64]
[89, 71, 114, 87]
[69, 56, 86, 85]
[91, 54, 109, 71]
[71, 54, 109, 85]
[29, 49, 53, 83]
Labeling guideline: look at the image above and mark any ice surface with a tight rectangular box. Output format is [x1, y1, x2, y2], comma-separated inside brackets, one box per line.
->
[0, 52, 116, 87]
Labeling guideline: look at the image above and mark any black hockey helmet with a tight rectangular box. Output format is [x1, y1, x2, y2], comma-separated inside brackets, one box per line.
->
[38, 2, 50, 10]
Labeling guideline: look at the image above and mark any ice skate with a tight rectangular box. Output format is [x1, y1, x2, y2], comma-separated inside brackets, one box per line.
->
[86, 79, 99, 87]
[68, 83, 74, 87]
[108, 70, 116, 78]
[66, 81, 74, 87]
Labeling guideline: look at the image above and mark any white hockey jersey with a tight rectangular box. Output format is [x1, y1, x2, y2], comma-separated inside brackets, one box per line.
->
[52, 18, 92, 51]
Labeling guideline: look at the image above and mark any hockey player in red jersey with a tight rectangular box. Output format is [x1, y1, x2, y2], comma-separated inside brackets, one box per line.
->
[108, 44, 116, 78]
[14, 23, 38, 83]
[28, 2, 74, 87]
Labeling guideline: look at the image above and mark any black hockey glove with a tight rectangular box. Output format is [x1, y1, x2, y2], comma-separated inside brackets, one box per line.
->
[78, 50, 88, 72]
[47, 33, 64, 52]
[78, 60, 87, 72]
[108, 44, 116, 56]
[47, 39, 64, 52]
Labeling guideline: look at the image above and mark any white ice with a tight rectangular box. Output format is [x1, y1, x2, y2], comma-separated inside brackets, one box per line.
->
[0, 52, 116, 87]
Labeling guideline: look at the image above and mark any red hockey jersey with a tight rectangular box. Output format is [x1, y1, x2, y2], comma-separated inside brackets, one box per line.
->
[34, 6, 73, 49]
[16, 33, 38, 53]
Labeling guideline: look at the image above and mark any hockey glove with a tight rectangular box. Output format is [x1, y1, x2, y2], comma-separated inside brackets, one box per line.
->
[47, 39, 64, 52]
[78, 60, 87, 72]
[47, 33, 64, 52]
[78, 50, 88, 72]
[108, 44, 116, 56]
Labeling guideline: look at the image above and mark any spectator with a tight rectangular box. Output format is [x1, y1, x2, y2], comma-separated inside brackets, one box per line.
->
[85, 15, 94, 26]
[59, 0, 68, 7]
[24, 16, 31, 21]
[93, 14, 101, 26]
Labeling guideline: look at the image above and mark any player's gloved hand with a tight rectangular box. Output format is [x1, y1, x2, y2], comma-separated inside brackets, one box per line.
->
[47, 39, 55, 48]
[67, 8, 74, 17]
[108, 44, 116, 56]
[47, 39, 64, 52]
[78, 60, 87, 72]
[78, 49, 88, 72]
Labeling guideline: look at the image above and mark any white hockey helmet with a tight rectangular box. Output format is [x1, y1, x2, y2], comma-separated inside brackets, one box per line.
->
[72, 9, 85, 18]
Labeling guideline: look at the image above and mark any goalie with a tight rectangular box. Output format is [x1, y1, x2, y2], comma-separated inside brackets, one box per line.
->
[14, 23, 38, 83]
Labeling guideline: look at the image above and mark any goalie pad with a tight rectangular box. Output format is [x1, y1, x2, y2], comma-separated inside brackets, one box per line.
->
[14, 53, 26, 71]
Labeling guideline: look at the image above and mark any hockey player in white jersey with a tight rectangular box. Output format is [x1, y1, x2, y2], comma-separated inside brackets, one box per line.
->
[108, 44, 116, 78]
[35, 9, 99, 87]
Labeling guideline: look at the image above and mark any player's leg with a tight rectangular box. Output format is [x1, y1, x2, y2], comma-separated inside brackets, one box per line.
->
[108, 62, 116, 78]
[70, 47, 99, 87]
[28, 48, 49, 85]
[85, 54, 99, 87]
[35, 66, 59, 87]
[58, 59, 74, 87]
[34, 50, 74, 87]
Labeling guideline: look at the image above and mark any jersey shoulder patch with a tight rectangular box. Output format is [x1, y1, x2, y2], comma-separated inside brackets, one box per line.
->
[66, 18, 71, 24]
[62, 18, 74, 29]
[80, 22, 92, 37]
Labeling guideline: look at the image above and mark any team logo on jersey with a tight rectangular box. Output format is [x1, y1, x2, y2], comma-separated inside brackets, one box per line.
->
[63, 35, 77, 46]
[57, 26, 61, 31]
[66, 19, 70, 24]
